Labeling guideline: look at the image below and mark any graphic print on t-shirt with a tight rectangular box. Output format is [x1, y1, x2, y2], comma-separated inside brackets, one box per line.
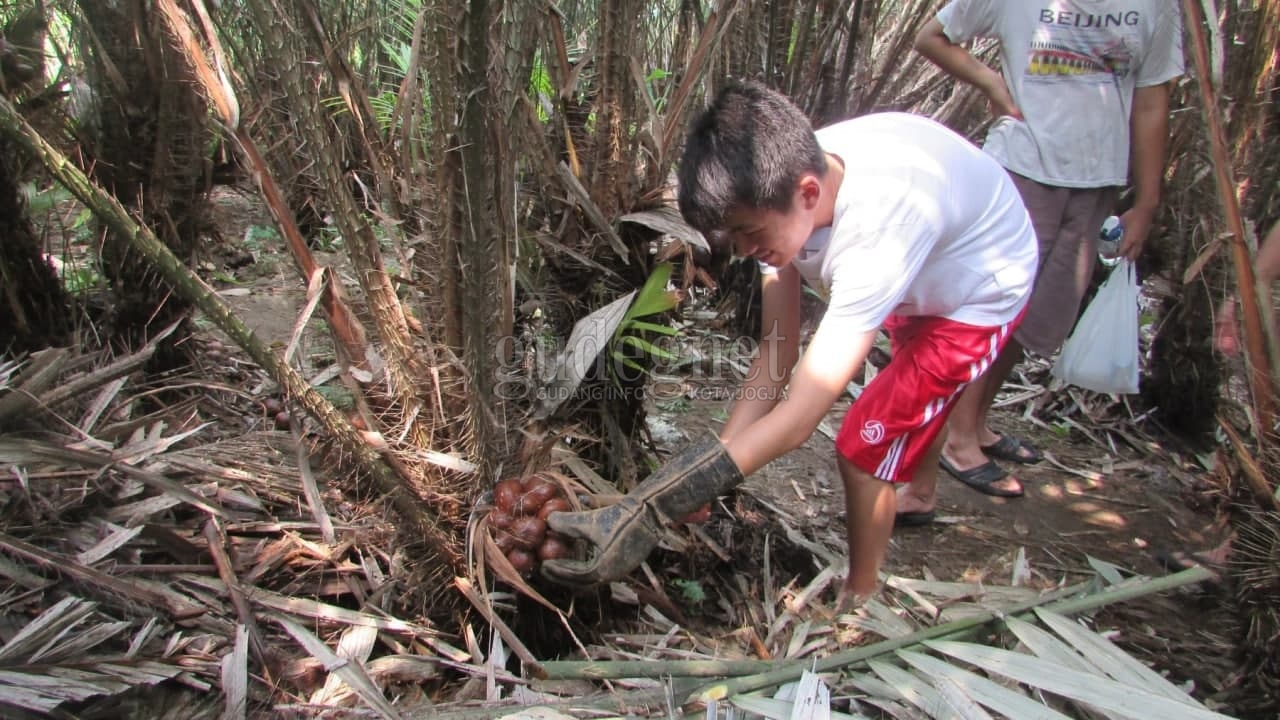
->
[1026, 4, 1138, 82]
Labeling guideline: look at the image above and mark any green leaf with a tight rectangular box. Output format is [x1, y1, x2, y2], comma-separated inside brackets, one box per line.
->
[626, 262, 678, 319]
[619, 334, 677, 361]
[802, 284, 828, 303]
[611, 353, 646, 374]
[623, 320, 679, 336]
[672, 578, 705, 605]
[645, 67, 671, 83]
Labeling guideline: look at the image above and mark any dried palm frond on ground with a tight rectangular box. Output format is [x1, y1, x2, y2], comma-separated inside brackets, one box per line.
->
[524, 567, 1226, 720]
[0, 329, 1245, 718]
[0, 597, 186, 714]
[0, 342, 473, 717]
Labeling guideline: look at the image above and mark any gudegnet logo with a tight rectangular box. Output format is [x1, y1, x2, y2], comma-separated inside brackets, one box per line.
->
[860, 420, 885, 444]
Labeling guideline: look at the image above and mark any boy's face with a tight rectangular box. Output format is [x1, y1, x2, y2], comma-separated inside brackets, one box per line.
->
[720, 175, 821, 268]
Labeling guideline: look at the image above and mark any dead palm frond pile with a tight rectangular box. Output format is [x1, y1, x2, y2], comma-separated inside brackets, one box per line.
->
[0, 340, 485, 717]
[0, 334, 1233, 717]
[504, 531, 1229, 720]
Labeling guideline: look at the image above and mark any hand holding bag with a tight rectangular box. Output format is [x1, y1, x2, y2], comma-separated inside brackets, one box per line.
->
[1052, 259, 1140, 394]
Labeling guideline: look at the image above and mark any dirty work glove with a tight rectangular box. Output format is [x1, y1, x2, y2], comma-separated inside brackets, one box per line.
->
[541, 432, 743, 585]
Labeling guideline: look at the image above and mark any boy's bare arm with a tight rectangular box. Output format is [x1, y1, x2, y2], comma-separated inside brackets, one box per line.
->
[914, 18, 1021, 119]
[1119, 82, 1172, 259]
[723, 317, 877, 476]
[721, 267, 801, 442]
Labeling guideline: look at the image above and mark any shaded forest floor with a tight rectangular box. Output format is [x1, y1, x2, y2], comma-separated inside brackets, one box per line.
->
[201, 187, 1247, 711]
[639, 357, 1243, 703]
[2, 186, 1258, 717]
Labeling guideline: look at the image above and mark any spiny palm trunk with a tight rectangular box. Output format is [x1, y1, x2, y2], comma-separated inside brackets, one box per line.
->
[1147, 1, 1278, 439]
[225, 0, 474, 558]
[75, 1, 209, 361]
[424, 0, 527, 474]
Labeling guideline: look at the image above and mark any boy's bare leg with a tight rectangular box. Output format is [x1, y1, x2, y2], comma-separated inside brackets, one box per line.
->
[896, 430, 944, 515]
[836, 454, 896, 610]
[943, 341, 1024, 494]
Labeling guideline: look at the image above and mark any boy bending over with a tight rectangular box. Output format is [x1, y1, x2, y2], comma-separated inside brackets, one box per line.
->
[543, 82, 1038, 606]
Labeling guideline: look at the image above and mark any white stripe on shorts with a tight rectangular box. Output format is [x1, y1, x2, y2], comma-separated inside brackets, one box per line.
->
[876, 434, 908, 480]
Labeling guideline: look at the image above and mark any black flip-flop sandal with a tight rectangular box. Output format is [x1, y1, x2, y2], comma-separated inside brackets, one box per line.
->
[981, 432, 1044, 465]
[940, 457, 1024, 498]
[894, 510, 935, 527]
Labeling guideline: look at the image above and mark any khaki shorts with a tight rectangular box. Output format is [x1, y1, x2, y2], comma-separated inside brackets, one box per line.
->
[1008, 173, 1120, 357]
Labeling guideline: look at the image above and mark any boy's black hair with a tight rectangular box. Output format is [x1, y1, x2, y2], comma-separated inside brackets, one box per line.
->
[677, 80, 827, 240]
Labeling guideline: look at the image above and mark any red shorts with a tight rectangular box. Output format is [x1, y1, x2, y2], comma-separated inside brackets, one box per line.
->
[835, 310, 1024, 483]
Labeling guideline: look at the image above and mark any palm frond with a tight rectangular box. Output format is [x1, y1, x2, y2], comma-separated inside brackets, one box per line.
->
[709, 582, 1233, 720]
[0, 597, 184, 714]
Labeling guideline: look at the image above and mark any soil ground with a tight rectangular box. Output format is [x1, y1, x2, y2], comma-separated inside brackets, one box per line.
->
[198, 187, 1247, 713]
[641, 369, 1244, 710]
[660, 393, 1221, 587]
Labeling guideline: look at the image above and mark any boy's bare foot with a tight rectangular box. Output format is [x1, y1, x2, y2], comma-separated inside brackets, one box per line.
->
[833, 586, 875, 616]
[894, 485, 934, 516]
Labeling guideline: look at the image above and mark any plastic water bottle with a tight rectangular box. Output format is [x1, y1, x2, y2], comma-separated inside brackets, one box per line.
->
[1099, 215, 1123, 255]
[1098, 215, 1123, 265]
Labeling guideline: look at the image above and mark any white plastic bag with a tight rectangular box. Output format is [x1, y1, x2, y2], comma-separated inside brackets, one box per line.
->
[1052, 259, 1140, 394]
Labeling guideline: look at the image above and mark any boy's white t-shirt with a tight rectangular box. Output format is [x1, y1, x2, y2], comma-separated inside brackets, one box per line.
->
[760, 112, 1038, 334]
[937, 0, 1184, 188]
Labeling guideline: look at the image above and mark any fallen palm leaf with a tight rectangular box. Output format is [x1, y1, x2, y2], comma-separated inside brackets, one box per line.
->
[728, 694, 866, 720]
[272, 614, 401, 720]
[934, 676, 996, 720]
[1033, 609, 1202, 704]
[455, 576, 540, 669]
[0, 596, 96, 663]
[1086, 556, 1128, 586]
[221, 624, 248, 720]
[0, 596, 184, 714]
[0, 439, 227, 517]
[896, 649, 1073, 720]
[309, 624, 379, 706]
[1002, 615, 1101, 675]
[0, 534, 206, 619]
[924, 641, 1232, 719]
[687, 566, 1215, 704]
[0, 669, 130, 713]
[868, 659, 959, 719]
[31, 619, 132, 665]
